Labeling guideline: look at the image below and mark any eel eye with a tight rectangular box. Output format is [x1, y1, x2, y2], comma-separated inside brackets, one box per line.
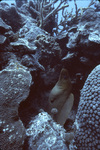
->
[50, 97, 56, 103]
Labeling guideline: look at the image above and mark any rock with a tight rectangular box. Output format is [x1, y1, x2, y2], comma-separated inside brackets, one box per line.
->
[5, 30, 19, 42]
[19, 20, 46, 43]
[80, 8, 97, 22]
[55, 32, 68, 41]
[17, 32, 62, 72]
[88, 31, 100, 44]
[40, 66, 60, 86]
[0, 18, 11, 34]
[26, 111, 68, 150]
[0, 34, 7, 45]
[66, 8, 100, 51]
[94, 2, 100, 11]
[10, 19, 46, 54]
[60, 6, 100, 100]
[0, 61, 32, 150]
[15, 0, 27, 7]
[21, 54, 45, 71]
[66, 32, 79, 49]
[62, 52, 77, 61]
[10, 38, 37, 54]
[0, 17, 19, 48]
[18, 3, 32, 17]
[34, 34, 61, 67]
[35, 34, 61, 54]
[0, 2, 24, 32]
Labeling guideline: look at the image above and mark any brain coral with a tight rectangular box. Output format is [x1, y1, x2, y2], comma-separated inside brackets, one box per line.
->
[72, 65, 100, 150]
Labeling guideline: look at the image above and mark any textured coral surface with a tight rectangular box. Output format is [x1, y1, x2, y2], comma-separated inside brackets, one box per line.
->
[26, 111, 68, 150]
[73, 65, 100, 150]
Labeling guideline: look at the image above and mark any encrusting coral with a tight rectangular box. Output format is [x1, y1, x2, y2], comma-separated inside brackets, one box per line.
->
[48, 68, 74, 125]
[71, 64, 100, 150]
[26, 111, 68, 150]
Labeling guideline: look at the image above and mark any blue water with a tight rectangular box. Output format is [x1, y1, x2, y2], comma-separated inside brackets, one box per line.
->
[1, 0, 92, 31]
[2, 0, 91, 8]
[2, 0, 91, 21]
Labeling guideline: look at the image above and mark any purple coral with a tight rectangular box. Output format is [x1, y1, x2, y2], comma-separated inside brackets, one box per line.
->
[73, 65, 100, 150]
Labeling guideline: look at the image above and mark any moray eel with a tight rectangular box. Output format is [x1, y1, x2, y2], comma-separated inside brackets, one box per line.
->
[48, 68, 74, 125]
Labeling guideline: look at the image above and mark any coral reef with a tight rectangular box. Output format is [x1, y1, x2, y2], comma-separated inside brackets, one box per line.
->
[54, 0, 95, 36]
[34, 34, 61, 66]
[0, 61, 32, 150]
[26, 111, 68, 150]
[0, 0, 100, 149]
[0, 18, 11, 33]
[28, 0, 69, 29]
[15, 0, 27, 7]
[0, 2, 24, 32]
[72, 64, 100, 150]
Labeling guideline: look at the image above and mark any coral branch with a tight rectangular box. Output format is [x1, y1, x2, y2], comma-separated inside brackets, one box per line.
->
[29, 0, 69, 29]
[44, 0, 58, 9]
[30, 6, 40, 16]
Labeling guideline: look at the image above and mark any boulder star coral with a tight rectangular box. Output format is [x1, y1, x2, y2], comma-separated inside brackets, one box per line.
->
[72, 64, 100, 150]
